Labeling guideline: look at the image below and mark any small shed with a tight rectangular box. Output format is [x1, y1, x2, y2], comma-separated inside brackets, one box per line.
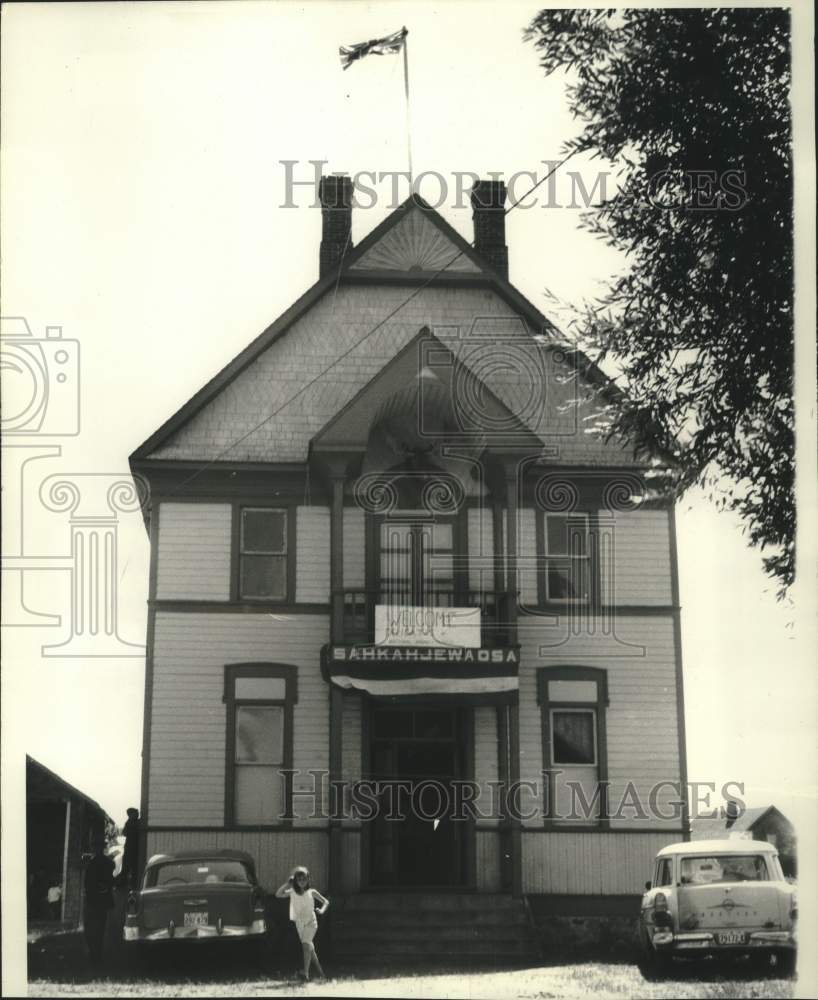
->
[691, 803, 797, 878]
[26, 756, 112, 926]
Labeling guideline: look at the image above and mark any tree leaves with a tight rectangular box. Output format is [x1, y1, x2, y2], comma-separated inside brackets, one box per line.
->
[526, 8, 794, 593]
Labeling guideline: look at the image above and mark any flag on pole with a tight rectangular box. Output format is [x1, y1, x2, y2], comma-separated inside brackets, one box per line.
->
[339, 27, 407, 70]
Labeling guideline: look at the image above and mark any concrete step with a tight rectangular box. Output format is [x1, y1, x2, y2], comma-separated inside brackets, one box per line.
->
[340, 892, 520, 912]
[329, 892, 538, 964]
[333, 926, 530, 945]
[334, 938, 536, 957]
[334, 908, 529, 927]
[333, 953, 540, 968]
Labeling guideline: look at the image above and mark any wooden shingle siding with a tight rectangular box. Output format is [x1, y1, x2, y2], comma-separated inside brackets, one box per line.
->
[155, 503, 231, 601]
[145, 829, 328, 893]
[149, 284, 637, 467]
[522, 830, 673, 894]
[467, 507, 494, 591]
[148, 612, 329, 826]
[601, 509, 673, 606]
[517, 616, 681, 830]
[343, 508, 365, 589]
[474, 706, 499, 822]
[296, 506, 330, 603]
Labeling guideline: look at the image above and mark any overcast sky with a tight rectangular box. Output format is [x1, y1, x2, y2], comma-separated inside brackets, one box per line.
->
[2, 1, 816, 988]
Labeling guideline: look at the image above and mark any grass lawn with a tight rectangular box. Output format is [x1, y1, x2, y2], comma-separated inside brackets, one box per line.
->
[27, 960, 796, 999]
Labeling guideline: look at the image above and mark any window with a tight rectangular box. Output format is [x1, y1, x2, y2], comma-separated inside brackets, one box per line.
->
[551, 709, 597, 765]
[377, 518, 456, 607]
[224, 664, 297, 826]
[239, 508, 288, 600]
[541, 513, 591, 603]
[680, 855, 770, 885]
[654, 858, 673, 887]
[537, 667, 609, 827]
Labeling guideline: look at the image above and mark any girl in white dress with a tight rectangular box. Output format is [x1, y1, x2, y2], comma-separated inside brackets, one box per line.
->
[275, 866, 329, 981]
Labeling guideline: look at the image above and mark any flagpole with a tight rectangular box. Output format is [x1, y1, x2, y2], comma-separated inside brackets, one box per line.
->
[402, 27, 413, 184]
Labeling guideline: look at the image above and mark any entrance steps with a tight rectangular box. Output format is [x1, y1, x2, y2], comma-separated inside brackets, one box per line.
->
[330, 892, 539, 966]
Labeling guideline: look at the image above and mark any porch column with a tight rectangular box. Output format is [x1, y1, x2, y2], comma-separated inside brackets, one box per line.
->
[504, 465, 522, 896]
[504, 465, 519, 639]
[496, 702, 512, 892]
[328, 474, 344, 892]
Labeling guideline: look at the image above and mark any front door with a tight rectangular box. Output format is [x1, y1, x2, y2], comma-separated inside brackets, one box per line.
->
[368, 704, 469, 887]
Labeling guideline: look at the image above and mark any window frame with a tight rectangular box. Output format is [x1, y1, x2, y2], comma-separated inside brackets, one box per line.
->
[536, 511, 594, 607]
[536, 666, 609, 829]
[232, 505, 297, 604]
[223, 663, 298, 828]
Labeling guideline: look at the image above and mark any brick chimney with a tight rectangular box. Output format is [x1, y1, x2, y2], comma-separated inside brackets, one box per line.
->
[319, 175, 354, 277]
[471, 179, 508, 279]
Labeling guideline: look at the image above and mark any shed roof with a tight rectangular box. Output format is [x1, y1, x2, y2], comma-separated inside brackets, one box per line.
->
[26, 755, 109, 821]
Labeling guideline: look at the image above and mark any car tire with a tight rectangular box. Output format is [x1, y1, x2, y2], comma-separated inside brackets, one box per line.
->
[775, 950, 796, 979]
[637, 939, 673, 981]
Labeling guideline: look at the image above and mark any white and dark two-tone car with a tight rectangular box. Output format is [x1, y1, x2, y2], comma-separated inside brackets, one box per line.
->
[124, 849, 268, 945]
[639, 839, 797, 978]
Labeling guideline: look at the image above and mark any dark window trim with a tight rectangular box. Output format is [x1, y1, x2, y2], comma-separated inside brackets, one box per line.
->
[223, 663, 298, 828]
[231, 503, 297, 603]
[536, 666, 609, 829]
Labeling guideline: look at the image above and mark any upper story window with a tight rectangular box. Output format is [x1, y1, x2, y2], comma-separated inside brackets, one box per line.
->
[541, 512, 591, 604]
[239, 508, 288, 601]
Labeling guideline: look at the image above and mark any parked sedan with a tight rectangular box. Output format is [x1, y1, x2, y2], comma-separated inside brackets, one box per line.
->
[123, 849, 267, 944]
[638, 839, 796, 979]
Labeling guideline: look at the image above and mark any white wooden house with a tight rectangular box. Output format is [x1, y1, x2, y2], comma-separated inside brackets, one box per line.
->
[130, 177, 688, 956]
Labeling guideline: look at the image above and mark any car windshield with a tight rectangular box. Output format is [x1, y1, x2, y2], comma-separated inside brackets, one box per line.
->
[680, 854, 770, 885]
[146, 860, 252, 888]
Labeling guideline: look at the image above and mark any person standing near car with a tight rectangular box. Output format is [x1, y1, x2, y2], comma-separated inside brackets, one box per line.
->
[83, 832, 115, 966]
[275, 866, 329, 981]
[121, 807, 140, 888]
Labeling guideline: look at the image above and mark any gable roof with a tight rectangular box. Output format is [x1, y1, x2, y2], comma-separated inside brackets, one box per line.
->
[729, 805, 790, 833]
[130, 195, 626, 465]
[311, 326, 545, 454]
[690, 805, 792, 840]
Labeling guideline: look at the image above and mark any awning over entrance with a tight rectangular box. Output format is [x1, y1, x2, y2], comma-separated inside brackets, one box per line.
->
[322, 644, 519, 696]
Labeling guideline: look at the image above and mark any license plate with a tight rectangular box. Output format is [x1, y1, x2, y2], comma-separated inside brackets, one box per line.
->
[717, 930, 746, 945]
[184, 911, 209, 927]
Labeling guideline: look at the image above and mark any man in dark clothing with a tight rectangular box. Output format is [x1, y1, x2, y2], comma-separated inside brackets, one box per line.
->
[121, 807, 140, 888]
[83, 834, 114, 966]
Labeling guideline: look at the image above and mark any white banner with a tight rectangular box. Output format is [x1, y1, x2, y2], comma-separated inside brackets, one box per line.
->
[374, 605, 481, 648]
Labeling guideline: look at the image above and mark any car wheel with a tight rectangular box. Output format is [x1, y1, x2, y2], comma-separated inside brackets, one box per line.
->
[637, 937, 673, 981]
[775, 950, 796, 979]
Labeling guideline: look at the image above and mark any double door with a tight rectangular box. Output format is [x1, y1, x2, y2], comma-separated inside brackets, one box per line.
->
[368, 704, 470, 887]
